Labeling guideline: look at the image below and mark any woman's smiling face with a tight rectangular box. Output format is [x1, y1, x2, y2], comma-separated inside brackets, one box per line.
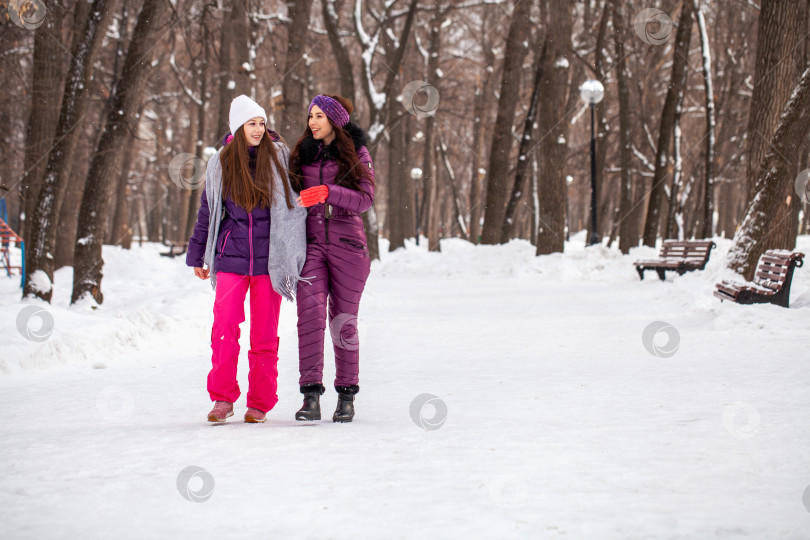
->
[309, 105, 335, 144]
[242, 117, 265, 147]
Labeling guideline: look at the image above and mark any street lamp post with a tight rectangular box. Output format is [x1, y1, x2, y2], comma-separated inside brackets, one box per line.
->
[410, 167, 423, 246]
[579, 79, 604, 246]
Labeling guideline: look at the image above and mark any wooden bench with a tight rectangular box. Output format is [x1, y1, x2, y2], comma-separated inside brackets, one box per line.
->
[634, 240, 717, 280]
[160, 243, 187, 258]
[714, 250, 805, 308]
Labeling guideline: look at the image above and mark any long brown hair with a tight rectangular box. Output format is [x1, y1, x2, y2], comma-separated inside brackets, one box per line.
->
[220, 125, 294, 211]
[289, 95, 374, 193]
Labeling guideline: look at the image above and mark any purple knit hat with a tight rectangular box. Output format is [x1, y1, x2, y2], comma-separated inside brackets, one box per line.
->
[308, 95, 350, 127]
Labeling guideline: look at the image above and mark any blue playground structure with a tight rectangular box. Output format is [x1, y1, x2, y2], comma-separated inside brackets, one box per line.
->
[0, 198, 24, 288]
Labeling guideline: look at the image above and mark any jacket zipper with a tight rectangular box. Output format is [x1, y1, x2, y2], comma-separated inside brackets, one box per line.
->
[248, 212, 254, 276]
[218, 230, 231, 260]
[319, 159, 329, 244]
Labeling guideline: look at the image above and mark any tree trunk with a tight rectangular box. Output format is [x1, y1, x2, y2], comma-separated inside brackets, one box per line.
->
[502, 38, 546, 242]
[437, 127, 468, 239]
[421, 8, 444, 252]
[23, 0, 114, 302]
[666, 99, 685, 239]
[175, 108, 197, 244]
[386, 103, 410, 250]
[469, 79, 486, 245]
[352, 0, 419, 261]
[20, 1, 67, 240]
[531, 149, 539, 245]
[728, 66, 810, 279]
[479, 0, 531, 245]
[420, 120, 437, 248]
[613, 0, 636, 254]
[468, 10, 497, 245]
[641, 0, 694, 246]
[56, 2, 133, 270]
[183, 6, 212, 250]
[322, 0, 356, 102]
[217, 0, 251, 136]
[743, 0, 803, 252]
[71, 0, 171, 305]
[694, 0, 716, 238]
[109, 137, 138, 249]
[535, 0, 572, 255]
[281, 0, 314, 138]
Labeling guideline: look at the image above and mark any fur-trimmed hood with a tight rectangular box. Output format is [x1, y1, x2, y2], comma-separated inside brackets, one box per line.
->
[299, 121, 369, 164]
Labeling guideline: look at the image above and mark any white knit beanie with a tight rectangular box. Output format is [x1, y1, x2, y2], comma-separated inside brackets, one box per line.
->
[229, 95, 267, 135]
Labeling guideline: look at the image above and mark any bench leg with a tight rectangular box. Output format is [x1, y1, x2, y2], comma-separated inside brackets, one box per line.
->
[655, 269, 666, 281]
[768, 263, 798, 308]
[636, 267, 645, 280]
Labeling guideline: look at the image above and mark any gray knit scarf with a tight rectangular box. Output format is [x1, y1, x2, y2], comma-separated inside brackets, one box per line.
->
[202, 142, 309, 302]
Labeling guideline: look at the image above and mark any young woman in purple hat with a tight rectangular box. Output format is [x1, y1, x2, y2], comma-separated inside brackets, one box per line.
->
[187, 94, 307, 424]
[288, 94, 376, 423]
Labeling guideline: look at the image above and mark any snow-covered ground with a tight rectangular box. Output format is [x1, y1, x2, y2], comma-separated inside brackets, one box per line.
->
[1, 233, 809, 539]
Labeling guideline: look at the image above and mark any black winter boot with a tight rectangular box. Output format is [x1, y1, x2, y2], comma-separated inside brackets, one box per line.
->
[295, 383, 325, 421]
[333, 385, 359, 423]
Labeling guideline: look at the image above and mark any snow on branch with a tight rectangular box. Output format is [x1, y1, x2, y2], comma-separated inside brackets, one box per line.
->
[631, 144, 656, 172]
[354, 0, 387, 112]
[168, 53, 202, 106]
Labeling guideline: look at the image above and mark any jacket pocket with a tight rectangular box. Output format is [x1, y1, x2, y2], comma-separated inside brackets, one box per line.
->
[339, 237, 366, 252]
[218, 229, 232, 259]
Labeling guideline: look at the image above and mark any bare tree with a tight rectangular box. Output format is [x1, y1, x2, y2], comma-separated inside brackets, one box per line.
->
[743, 0, 804, 252]
[468, 19, 496, 244]
[176, 3, 215, 250]
[353, 0, 419, 260]
[23, 0, 114, 302]
[56, 3, 134, 270]
[437, 126, 468, 239]
[386, 99, 411, 250]
[109, 131, 141, 249]
[419, 5, 446, 252]
[216, 0, 251, 134]
[502, 37, 545, 242]
[581, 0, 611, 244]
[665, 83, 686, 239]
[613, 0, 636, 254]
[281, 0, 314, 138]
[322, 0, 356, 101]
[71, 0, 172, 304]
[19, 1, 69, 240]
[729, 65, 810, 278]
[693, 0, 716, 238]
[479, 0, 531, 245]
[535, 0, 572, 255]
[641, 0, 694, 246]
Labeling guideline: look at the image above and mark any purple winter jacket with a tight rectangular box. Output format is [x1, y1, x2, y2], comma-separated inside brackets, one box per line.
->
[298, 123, 375, 246]
[186, 136, 276, 276]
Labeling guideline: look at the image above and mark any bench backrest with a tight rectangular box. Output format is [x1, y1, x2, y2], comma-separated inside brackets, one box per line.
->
[660, 240, 715, 262]
[755, 250, 805, 290]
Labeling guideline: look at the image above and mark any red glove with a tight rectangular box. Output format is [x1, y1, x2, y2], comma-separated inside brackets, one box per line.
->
[299, 185, 329, 207]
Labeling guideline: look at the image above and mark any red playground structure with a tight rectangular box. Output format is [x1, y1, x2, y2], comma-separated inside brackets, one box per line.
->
[0, 198, 24, 288]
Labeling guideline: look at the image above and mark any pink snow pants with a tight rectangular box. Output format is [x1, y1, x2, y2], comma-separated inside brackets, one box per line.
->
[208, 272, 282, 413]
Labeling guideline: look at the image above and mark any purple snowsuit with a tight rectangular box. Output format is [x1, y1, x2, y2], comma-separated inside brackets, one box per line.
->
[296, 123, 375, 389]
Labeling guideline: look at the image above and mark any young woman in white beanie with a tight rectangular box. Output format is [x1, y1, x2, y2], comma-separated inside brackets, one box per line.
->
[186, 94, 308, 423]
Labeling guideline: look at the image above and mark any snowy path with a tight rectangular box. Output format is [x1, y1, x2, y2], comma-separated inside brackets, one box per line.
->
[2, 236, 809, 539]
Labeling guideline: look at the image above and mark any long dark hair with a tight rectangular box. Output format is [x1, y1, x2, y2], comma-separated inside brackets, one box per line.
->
[288, 95, 373, 193]
[220, 125, 294, 211]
